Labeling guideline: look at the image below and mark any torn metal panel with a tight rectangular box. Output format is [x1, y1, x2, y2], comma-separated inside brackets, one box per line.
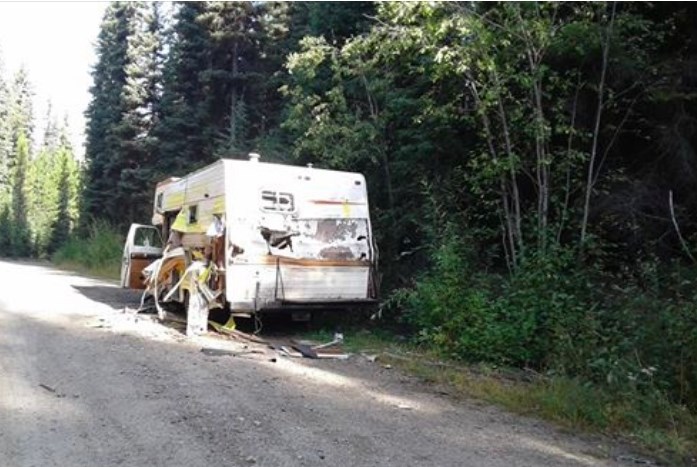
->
[299, 218, 370, 261]
[256, 218, 370, 261]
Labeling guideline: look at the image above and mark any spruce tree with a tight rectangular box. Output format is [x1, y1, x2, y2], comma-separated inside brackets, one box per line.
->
[9, 67, 34, 148]
[26, 145, 56, 255]
[0, 204, 10, 256]
[156, 2, 213, 172]
[199, 2, 260, 155]
[48, 147, 73, 254]
[114, 2, 165, 223]
[41, 100, 61, 152]
[83, 2, 131, 222]
[84, 2, 164, 225]
[10, 132, 30, 256]
[306, 2, 374, 42]
[0, 52, 12, 190]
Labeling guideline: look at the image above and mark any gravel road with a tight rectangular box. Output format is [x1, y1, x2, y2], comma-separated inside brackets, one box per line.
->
[0, 259, 645, 466]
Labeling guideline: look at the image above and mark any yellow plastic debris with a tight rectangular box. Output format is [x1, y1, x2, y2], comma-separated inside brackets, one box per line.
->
[171, 209, 189, 232]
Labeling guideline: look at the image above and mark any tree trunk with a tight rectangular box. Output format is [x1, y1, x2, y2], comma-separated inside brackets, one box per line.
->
[557, 84, 581, 244]
[471, 83, 518, 270]
[229, 40, 239, 150]
[494, 72, 523, 257]
[580, 2, 616, 245]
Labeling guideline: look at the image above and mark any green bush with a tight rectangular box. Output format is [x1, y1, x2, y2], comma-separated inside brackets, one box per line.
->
[52, 221, 123, 279]
[399, 235, 587, 367]
[398, 231, 697, 411]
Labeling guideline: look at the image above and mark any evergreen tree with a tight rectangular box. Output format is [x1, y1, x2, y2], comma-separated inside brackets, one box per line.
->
[114, 1, 165, 223]
[26, 117, 80, 257]
[0, 51, 12, 190]
[41, 100, 61, 151]
[83, 2, 131, 222]
[156, 2, 213, 173]
[58, 114, 73, 153]
[10, 132, 30, 256]
[26, 146, 57, 254]
[84, 2, 164, 225]
[306, 2, 374, 42]
[0, 204, 10, 256]
[48, 148, 73, 254]
[199, 1, 259, 155]
[9, 67, 34, 148]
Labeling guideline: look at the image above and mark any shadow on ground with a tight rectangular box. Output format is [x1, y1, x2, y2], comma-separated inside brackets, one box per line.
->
[71, 284, 141, 311]
[0, 303, 629, 467]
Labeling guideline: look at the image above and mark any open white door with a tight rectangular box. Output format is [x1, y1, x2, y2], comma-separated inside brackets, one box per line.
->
[120, 224, 163, 289]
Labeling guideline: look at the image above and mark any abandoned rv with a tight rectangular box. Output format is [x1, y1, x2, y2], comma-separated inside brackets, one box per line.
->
[120, 154, 378, 327]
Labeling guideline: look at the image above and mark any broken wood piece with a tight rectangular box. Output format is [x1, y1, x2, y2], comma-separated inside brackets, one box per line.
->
[279, 346, 303, 358]
[292, 343, 318, 359]
[208, 321, 268, 344]
[200, 347, 264, 357]
[200, 348, 237, 357]
[315, 352, 349, 360]
[279, 343, 348, 359]
[39, 383, 56, 393]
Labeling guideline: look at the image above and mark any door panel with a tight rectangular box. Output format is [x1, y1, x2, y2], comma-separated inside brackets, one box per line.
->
[121, 224, 164, 289]
[128, 257, 156, 289]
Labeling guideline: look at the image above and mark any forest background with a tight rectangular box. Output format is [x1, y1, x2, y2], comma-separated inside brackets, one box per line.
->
[1, 2, 697, 460]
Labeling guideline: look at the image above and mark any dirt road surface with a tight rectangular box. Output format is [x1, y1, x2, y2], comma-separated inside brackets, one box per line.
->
[0, 260, 645, 466]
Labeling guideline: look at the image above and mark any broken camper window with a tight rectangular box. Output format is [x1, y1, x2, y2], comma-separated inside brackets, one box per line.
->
[261, 190, 294, 212]
[134, 227, 163, 248]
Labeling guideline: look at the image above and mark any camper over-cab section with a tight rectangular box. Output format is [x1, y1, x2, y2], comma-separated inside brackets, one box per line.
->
[120, 154, 378, 315]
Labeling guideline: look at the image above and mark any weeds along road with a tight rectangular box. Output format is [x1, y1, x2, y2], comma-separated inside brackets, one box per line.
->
[0, 259, 636, 467]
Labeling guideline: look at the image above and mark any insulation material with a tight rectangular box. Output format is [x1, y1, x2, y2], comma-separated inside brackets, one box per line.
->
[206, 215, 225, 238]
[186, 287, 208, 336]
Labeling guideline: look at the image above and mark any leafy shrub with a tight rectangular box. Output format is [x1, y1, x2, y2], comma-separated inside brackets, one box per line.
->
[398, 230, 697, 411]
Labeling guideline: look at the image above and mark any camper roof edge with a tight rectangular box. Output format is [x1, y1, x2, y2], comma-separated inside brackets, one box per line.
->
[159, 154, 365, 183]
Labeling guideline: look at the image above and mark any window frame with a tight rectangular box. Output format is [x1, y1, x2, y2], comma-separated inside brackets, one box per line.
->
[188, 204, 198, 224]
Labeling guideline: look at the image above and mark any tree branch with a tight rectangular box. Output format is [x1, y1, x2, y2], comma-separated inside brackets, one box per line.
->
[669, 190, 697, 264]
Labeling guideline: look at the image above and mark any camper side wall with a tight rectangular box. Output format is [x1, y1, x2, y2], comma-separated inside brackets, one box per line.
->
[152, 162, 227, 246]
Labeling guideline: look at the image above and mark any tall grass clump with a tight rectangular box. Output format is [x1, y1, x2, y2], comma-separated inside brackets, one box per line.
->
[52, 221, 123, 279]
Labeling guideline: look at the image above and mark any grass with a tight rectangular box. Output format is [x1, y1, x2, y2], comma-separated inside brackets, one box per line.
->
[52, 221, 123, 280]
[51, 259, 121, 281]
[302, 326, 697, 465]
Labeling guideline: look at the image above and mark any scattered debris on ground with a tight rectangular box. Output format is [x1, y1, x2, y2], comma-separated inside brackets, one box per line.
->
[208, 321, 268, 344]
[616, 455, 655, 465]
[200, 347, 264, 358]
[274, 333, 349, 360]
[103, 303, 353, 363]
[39, 383, 56, 393]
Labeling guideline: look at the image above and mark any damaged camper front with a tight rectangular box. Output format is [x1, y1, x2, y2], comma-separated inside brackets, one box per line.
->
[223, 158, 378, 314]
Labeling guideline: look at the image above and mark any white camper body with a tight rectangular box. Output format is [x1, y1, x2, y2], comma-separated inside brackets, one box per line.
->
[122, 156, 378, 314]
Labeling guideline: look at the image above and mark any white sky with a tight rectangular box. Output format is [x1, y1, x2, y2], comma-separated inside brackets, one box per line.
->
[0, 2, 108, 156]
